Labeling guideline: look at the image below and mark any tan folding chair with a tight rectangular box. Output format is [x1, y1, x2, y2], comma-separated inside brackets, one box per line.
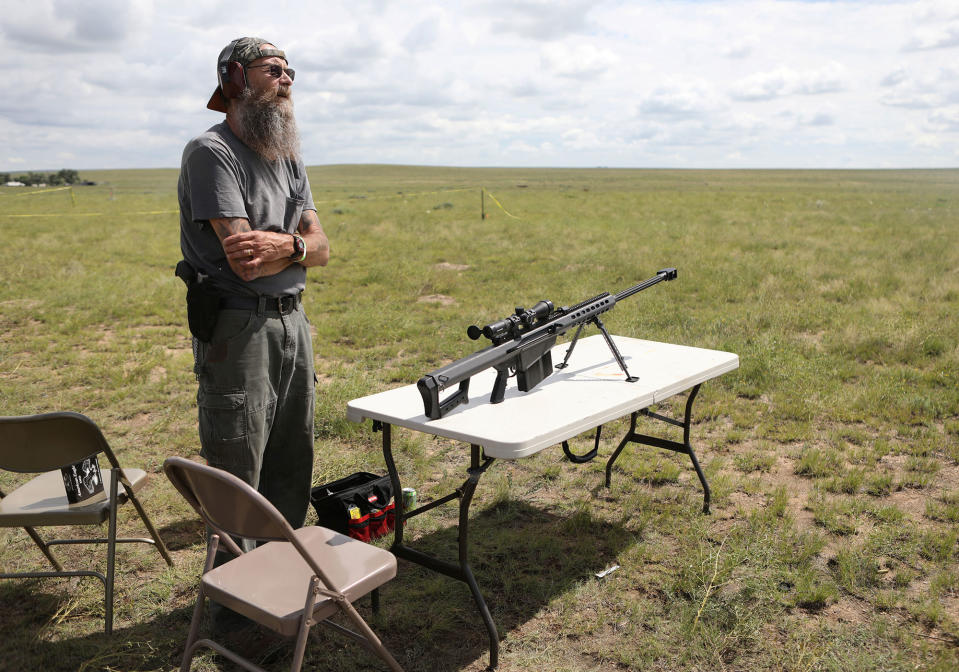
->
[0, 411, 173, 634]
[163, 456, 404, 672]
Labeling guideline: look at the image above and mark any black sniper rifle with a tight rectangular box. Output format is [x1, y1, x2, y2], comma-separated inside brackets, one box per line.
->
[417, 267, 677, 420]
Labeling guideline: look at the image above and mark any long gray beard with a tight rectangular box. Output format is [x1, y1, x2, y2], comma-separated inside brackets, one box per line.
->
[234, 88, 300, 161]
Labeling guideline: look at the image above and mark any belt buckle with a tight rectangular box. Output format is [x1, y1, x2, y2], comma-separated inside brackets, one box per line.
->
[279, 295, 295, 314]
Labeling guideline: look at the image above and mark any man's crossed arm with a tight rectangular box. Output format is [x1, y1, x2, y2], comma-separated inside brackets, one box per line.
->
[210, 209, 330, 282]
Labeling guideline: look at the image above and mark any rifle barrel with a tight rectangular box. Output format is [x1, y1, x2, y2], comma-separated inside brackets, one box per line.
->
[614, 267, 677, 302]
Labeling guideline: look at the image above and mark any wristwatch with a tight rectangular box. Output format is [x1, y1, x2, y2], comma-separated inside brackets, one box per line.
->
[289, 233, 306, 261]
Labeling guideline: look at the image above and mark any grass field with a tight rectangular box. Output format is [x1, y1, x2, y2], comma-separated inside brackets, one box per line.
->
[0, 166, 957, 671]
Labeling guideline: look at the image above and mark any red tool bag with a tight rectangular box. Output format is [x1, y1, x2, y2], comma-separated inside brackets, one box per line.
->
[309, 472, 395, 542]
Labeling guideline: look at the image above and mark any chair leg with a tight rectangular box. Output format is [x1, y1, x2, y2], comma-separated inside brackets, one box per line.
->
[123, 483, 174, 566]
[180, 586, 208, 672]
[180, 536, 221, 672]
[338, 599, 404, 672]
[104, 469, 120, 635]
[290, 576, 320, 672]
[23, 526, 64, 571]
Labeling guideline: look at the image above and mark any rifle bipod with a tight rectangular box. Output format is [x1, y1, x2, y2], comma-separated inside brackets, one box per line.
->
[555, 316, 638, 383]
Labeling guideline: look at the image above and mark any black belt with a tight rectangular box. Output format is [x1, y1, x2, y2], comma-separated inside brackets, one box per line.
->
[220, 293, 302, 315]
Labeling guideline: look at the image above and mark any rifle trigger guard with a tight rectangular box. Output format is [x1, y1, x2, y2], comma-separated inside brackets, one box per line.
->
[562, 425, 603, 464]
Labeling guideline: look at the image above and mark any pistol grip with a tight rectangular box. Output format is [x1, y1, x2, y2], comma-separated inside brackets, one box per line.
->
[490, 367, 509, 404]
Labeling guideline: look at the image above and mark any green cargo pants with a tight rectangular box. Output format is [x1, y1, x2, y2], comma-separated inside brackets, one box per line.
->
[194, 304, 315, 546]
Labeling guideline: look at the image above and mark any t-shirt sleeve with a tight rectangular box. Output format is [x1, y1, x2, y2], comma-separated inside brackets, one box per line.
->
[182, 141, 249, 224]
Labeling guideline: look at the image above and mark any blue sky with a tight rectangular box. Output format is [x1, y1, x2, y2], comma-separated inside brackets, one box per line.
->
[1, 0, 956, 171]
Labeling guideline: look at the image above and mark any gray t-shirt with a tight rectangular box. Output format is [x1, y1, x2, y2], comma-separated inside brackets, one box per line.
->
[177, 122, 316, 297]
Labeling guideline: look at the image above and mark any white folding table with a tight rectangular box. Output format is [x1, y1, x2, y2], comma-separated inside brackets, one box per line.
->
[347, 335, 739, 668]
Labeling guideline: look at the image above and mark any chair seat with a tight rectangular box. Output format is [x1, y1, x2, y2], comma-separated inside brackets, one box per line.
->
[202, 526, 398, 637]
[0, 468, 145, 527]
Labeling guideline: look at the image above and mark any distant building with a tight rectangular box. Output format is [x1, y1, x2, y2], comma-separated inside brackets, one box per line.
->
[4, 181, 24, 187]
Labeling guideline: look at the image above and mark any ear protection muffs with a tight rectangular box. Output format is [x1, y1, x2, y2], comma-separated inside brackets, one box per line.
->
[218, 60, 247, 100]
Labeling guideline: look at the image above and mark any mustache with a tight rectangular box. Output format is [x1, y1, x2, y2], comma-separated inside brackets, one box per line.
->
[248, 85, 292, 103]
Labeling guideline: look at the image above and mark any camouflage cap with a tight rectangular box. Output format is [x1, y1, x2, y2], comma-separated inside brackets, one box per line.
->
[207, 37, 287, 112]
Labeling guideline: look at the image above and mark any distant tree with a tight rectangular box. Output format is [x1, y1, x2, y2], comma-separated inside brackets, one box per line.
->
[56, 169, 80, 185]
[18, 172, 47, 186]
[7, 169, 82, 186]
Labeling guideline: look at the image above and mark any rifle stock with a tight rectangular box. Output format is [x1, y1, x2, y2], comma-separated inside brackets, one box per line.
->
[416, 268, 676, 420]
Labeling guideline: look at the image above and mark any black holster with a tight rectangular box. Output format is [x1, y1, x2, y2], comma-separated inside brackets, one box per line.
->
[175, 260, 221, 342]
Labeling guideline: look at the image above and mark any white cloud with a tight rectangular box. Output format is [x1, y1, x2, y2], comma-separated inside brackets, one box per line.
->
[540, 42, 618, 79]
[639, 82, 723, 119]
[879, 67, 959, 109]
[798, 110, 837, 127]
[903, 22, 959, 51]
[730, 63, 846, 102]
[927, 107, 959, 132]
[722, 36, 758, 59]
[0, 0, 956, 170]
[0, 0, 151, 52]
[880, 68, 909, 87]
[484, 0, 594, 40]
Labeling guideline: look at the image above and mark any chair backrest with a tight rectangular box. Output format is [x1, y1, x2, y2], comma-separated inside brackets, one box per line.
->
[0, 412, 111, 473]
[163, 457, 295, 544]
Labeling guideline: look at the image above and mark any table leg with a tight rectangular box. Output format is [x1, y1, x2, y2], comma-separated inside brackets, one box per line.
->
[378, 423, 500, 668]
[460, 444, 500, 668]
[604, 384, 711, 513]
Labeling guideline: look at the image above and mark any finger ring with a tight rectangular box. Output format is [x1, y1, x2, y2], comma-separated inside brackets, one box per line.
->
[248, 249, 253, 258]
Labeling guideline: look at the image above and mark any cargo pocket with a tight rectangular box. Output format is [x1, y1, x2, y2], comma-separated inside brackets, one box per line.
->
[197, 388, 253, 472]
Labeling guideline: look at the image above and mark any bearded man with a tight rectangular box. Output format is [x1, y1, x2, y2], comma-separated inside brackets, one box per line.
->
[176, 38, 329, 549]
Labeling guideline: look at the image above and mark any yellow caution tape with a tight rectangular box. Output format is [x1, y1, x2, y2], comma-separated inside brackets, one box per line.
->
[312, 187, 473, 204]
[0, 186, 74, 197]
[1, 210, 178, 218]
[484, 188, 521, 220]
[1, 186, 519, 221]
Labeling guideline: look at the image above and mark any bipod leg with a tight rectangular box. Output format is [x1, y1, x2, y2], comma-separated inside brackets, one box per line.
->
[555, 323, 586, 370]
[594, 316, 637, 382]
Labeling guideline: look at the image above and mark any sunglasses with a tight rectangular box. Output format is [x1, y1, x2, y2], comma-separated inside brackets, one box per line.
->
[246, 63, 295, 81]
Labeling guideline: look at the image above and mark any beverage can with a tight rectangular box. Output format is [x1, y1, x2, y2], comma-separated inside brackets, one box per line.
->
[402, 487, 417, 510]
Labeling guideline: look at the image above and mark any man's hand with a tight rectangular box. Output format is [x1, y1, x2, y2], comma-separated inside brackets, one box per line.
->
[211, 218, 293, 282]
[224, 229, 291, 261]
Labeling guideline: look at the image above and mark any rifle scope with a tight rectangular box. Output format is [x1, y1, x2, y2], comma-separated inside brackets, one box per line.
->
[467, 299, 554, 343]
